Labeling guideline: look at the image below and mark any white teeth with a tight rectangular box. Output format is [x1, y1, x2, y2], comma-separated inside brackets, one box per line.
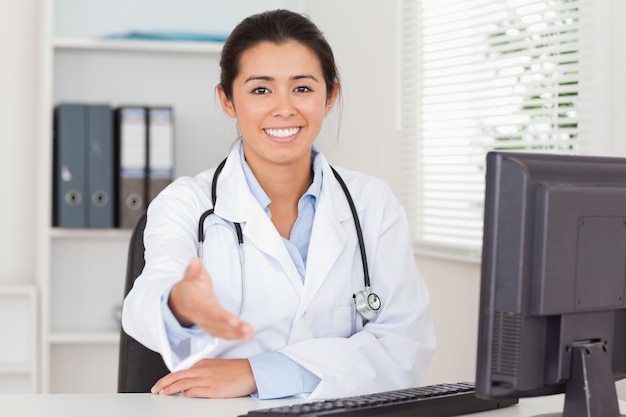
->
[265, 127, 300, 138]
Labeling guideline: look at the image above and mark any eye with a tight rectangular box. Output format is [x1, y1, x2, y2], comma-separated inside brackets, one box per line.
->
[252, 87, 270, 95]
[294, 86, 312, 93]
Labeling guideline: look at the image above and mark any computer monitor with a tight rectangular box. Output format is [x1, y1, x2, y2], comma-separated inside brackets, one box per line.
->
[475, 151, 626, 416]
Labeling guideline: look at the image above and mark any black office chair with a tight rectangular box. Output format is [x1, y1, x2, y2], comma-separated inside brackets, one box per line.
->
[118, 212, 170, 393]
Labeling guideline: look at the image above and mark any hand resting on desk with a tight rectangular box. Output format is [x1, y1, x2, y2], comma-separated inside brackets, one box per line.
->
[151, 358, 257, 398]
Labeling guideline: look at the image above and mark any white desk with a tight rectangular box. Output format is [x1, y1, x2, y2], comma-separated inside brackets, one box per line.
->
[1, 393, 624, 417]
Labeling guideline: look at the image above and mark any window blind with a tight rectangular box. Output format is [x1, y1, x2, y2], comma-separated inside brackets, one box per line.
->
[412, 0, 583, 260]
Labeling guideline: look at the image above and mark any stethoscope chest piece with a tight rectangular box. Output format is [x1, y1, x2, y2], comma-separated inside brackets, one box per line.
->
[354, 287, 382, 321]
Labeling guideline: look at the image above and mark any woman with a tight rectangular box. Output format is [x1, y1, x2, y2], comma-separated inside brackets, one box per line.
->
[122, 9, 436, 400]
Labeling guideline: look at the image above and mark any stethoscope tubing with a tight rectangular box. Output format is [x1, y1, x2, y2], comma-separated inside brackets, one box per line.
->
[196, 157, 380, 321]
[329, 166, 372, 289]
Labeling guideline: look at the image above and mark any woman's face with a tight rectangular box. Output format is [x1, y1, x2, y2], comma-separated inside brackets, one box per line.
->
[218, 40, 338, 170]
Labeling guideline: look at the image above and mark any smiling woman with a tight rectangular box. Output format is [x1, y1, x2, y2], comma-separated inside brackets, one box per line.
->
[121, 9, 436, 401]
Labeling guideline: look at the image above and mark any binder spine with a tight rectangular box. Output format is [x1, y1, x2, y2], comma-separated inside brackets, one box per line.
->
[115, 107, 147, 229]
[53, 104, 86, 228]
[86, 104, 115, 228]
[147, 107, 175, 203]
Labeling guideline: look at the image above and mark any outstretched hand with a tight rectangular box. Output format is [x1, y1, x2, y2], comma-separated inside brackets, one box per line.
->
[168, 257, 253, 340]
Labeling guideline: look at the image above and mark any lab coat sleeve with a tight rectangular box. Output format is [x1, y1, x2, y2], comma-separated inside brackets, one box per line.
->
[248, 352, 320, 399]
[279, 178, 437, 400]
[121, 174, 219, 371]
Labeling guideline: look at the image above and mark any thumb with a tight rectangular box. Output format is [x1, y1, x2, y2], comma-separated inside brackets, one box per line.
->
[184, 257, 207, 282]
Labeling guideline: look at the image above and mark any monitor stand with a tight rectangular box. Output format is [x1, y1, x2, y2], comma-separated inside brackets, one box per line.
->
[562, 341, 620, 417]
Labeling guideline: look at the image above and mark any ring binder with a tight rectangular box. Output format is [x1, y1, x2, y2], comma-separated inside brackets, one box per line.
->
[147, 107, 175, 203]
[53, 104, 86, 228]
[115, 106, 148, 229]
[86, 104, 115, 228]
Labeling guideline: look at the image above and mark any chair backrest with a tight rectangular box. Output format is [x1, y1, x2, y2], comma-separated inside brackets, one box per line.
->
[118, 212, 170, 393]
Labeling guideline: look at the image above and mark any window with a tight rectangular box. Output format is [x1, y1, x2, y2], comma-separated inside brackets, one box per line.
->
[405, 0, 606, 261]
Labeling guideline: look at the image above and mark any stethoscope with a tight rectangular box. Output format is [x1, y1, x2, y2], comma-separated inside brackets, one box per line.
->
[197, 158, 382, 322]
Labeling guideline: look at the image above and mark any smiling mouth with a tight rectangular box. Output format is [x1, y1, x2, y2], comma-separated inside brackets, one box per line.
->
[264, 127, 300, 139]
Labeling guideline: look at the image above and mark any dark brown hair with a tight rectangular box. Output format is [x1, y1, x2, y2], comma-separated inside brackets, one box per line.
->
[219, 9, 339, 101]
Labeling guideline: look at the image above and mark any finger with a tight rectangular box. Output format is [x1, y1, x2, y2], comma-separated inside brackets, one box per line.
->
[151, 371, 192, 395]
[233, 320, 254, 340]
[182, 386, 217, 398]
[199, 310, 254, 340]
[162, 378, 200, 396]
[184, 257, 208, 283]
[154, 376, 200, 396]
[221, 310, 254, 339]
[151, 373, 174, 394]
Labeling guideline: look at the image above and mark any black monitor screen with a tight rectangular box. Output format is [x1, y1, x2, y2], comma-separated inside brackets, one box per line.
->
[475, 151, 626, 416]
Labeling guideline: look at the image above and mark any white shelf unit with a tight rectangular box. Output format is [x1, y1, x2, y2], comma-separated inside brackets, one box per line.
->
[40, 37, 229, 394]
[54, 36, 224, 54]
[0, 285, 38, 393]
[38, 0, 302, 394]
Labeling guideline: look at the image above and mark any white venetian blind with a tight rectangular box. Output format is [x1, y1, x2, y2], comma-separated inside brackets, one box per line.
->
[413, 0, 582, 259]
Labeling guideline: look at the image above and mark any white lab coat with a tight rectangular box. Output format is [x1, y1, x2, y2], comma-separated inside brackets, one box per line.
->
[122, 141, 436, 399]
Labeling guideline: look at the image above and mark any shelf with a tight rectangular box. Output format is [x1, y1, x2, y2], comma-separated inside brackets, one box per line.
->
[53, 36, 223, 54]
[0, 285, 36, 296]
[49, 331, 120, 345]
[0, 363, 34, 376]
[50, 227, 132, 240]
[0, 287, 37, 391]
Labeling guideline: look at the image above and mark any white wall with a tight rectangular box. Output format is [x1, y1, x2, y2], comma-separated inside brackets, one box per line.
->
[305, 0, 400, 187]
[416, 256, 481, 384]
[0, 1, 37, 284]
[52, 0, 299, 37]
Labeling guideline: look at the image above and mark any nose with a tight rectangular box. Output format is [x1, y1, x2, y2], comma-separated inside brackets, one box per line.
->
[272, 90, 295, 118]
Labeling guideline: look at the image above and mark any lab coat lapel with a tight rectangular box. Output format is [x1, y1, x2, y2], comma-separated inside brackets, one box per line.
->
[243, 213, 303, 291]
[212, 144, 303, 294]
[297, 162, 352, 314]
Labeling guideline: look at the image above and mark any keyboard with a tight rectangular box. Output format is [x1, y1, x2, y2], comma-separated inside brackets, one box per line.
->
[239, 382, 518, 417]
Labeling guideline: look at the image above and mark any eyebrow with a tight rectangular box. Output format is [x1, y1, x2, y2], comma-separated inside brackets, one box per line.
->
[244, 74, 320, 83]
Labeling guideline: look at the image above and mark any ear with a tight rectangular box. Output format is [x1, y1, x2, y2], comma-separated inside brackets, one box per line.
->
[325, 81, 340, 115]
[216, 84, 237, 118]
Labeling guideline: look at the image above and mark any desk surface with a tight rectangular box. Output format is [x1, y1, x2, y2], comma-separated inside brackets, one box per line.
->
[1, 393, 625, 417]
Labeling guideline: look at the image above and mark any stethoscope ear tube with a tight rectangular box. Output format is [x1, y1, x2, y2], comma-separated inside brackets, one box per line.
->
[197, 208, 214, 258]
[198, 158, 228, 258]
